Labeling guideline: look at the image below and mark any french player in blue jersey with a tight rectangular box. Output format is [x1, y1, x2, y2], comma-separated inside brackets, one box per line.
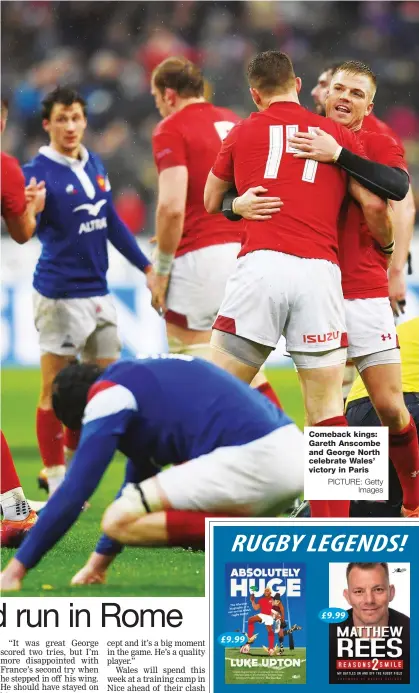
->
[22, 87, 156, 496]
[0, 356, 303, 591]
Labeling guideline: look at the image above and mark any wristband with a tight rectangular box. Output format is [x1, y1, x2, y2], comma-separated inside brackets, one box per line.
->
[154, 249, 174, 276]
[332, 145, 343, 163]
[379, 240, 395, 255]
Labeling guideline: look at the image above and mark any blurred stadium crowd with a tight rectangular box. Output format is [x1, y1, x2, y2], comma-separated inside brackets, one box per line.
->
[2, 0, 419, 236]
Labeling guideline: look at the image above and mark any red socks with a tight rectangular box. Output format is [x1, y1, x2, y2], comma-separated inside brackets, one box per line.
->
[268, 630, 275, 650]
[63, 427, 81, 453]
[389, 416, 419, 510]
[257, 382, 282, 409]
[36, 407, 65, 468]
[0, 431, 21, 493]
[165, 510, 233, 548]
[309, 416, 350, 518]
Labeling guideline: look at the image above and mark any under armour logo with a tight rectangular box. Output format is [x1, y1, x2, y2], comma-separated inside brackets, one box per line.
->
[381, 333, 392, 341]
[61, 335, 75, 348]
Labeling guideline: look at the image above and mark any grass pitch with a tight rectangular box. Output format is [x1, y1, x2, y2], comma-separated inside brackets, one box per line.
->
[225, 647, 306, 684]
[1, 367, 303, 597]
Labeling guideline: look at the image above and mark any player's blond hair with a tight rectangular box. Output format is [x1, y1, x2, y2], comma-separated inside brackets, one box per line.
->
[332, 60, 377, 99]
[152, 57, 204, 98]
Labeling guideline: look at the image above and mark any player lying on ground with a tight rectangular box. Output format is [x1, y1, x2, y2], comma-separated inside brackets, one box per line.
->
[0, 356, 303, 591]
[226, 61, 419, 517]
[22, 86, 156, 497]
[204, 51, 406, 518]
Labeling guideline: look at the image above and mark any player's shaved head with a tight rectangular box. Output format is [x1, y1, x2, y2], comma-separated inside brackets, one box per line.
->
[346, 562, 389, 583]
[52, 363, 104, 430]
[247, 51, 296, 95]
[152, 57, 204, 98]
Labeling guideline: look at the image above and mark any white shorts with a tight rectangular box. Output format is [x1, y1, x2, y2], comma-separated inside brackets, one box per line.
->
[214, 251, 347, 353]
[259, 614, 274, 626]
[166, 243, 240, 331]
[156, 424, 304, 516]
[33, 290, 121, 359]
[345, 297, 399, 360]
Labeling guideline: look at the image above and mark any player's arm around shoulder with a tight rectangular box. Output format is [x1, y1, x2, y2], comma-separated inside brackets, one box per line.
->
[204, 122, 240, 214]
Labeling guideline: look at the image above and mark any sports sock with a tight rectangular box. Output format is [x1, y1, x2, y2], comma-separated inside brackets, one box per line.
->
[268, 630, 275, 650]
[63, 427, 81, 465]
[256, 382, 282, 409]
[389, 416, 419, 510]
[310, 416, 350, 517]
[248, 621, 255, 638]
[1, 431, 21, 493]
[314, 415, 348, 427]
[309, 501, 330, 517]
[36, 407, 65, 468]
[327, 500, 351, 517]
[165, 510, 231, 548]
[0, 432, 31, 520]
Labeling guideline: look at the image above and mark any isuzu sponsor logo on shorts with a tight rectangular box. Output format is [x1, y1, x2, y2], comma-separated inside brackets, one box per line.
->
[303, 331, 340, 344]
[78, 217, 108, 234]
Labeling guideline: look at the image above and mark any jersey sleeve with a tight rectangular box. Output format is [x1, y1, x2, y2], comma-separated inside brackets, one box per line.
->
[1, 154, 26, 217]
[15, 384, 137, 569]
[152, 122, 187, 173]
[337, 126, 366, 157]
[211, 122, 240, 182]
[365, 133, 409, 173]
[95, 458, 145, 556]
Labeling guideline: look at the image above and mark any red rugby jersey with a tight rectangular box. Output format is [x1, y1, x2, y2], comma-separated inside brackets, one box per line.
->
[363, 112, 405, 154]
[257, 596, 274, 615]
[1, 152, 26, 218]
[152, 102, 241, 257]
[212, 101, 364, 265]
[339, 130, 408, 299]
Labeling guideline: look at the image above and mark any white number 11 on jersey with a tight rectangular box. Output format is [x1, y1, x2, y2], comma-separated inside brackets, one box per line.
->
[264, 125, 318, 183]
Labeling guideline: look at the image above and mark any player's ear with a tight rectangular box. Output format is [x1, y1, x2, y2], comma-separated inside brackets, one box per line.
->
[365, 101, 374, 117]
[295, 77, 302, 94]
[165, 88, 177, 107]
[389, 584, 395, 603]
[249, 87, 261, 107]
[42, 118, 51, 134]
[343, 589, 350, 604]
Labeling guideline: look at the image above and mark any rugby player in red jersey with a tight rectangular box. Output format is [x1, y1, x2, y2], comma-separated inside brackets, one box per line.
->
[247, 587, 277, 654]
[204, 51, 397, 518]
[239, 60, 419, 517]
[311, 65, 415, 319]
[150, 57, 283, 406]
[1, 98, 43, 545]
[1, 98, 45, 243]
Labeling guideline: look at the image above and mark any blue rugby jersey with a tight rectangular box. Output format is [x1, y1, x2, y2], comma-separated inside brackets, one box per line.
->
[16, 356, 292, 568]
[23, 145, 150, 299]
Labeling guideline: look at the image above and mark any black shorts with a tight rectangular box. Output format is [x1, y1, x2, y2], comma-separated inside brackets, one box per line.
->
[346, 393, 419, 517]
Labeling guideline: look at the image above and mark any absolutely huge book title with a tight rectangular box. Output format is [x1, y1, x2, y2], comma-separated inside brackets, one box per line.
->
[222, 563, 306, 685]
